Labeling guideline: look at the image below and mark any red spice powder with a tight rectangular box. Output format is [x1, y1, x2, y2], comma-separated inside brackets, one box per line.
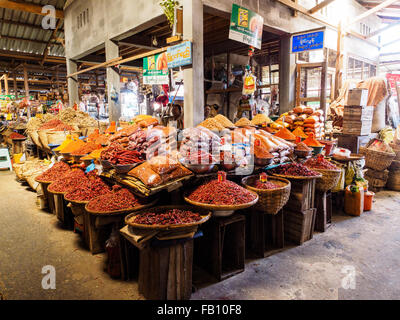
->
[9, 132, 26, 140]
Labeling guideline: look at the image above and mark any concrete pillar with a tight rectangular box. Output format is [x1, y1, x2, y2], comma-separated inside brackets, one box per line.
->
[279, 36, 296, 113]
[105, 39, 121, 124]
[183, 0, 204, 128]
[23, 65, 29, 98]
[67, 58, 79, 106]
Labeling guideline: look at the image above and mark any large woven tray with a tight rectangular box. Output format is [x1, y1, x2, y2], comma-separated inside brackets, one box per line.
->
[85, 197, 158, 216]
[184, 191, 259, 212]
[125, 205, 211, 230]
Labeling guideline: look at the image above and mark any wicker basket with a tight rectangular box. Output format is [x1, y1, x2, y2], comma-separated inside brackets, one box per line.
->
[242, 176, 291, 215]
[360, 147, 396, 171]
[314, 168, 342, 192]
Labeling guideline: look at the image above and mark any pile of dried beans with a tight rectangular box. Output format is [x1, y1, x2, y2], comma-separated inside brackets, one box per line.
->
[271, 162, 320, 177]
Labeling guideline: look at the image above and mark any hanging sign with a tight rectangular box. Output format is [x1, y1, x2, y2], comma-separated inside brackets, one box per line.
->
[167, 41, 192, 69]
[143, 53, 169, 85]
[386, 73, 400, 96]
[291, 29, 325, 53]
[229, 4, 264, 50]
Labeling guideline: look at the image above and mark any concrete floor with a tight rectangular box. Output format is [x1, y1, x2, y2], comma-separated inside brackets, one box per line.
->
[1, 170, 400, 300]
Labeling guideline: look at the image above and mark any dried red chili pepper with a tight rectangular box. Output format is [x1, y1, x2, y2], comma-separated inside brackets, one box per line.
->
[188, 179, 257, 205]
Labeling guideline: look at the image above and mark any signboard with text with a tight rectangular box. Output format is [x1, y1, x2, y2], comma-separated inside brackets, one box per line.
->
[167, 41, 192, 69]
[143, 53, 169, 85]
[291, 30, 325, 53]
[229, 4, 263, 50]
[386, 73, 400, 96]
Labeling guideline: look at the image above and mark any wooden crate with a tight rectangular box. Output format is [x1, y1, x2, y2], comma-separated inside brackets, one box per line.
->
[285, 178, 316, 212]
[194, 214, 245, 282]
[83, 212, 122, 254]
[284, 209, 316, 245]
[337, 134, 372, 153]
[246, 209, 284, 258]
[343, 105, 373, 121]
[315, 191, 332, 232]
[138, 239, 193, 300]
[53, 194, 74, 230]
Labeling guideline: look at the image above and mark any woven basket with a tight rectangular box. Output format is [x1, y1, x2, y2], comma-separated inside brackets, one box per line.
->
[313, 168, 342, 192]
[242, 176, 291, 215]
[360, 147, 396, 171]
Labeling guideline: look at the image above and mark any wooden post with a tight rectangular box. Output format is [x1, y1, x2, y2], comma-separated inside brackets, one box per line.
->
[23, 65, 29, 98]
[321, 60, 328, 115]
[4, 74, 8, 95]
[13, 69, 17, 97]
[334, 22, 344, 99]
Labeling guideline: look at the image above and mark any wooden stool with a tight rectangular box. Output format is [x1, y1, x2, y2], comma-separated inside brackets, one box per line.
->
[315, 190, 332, 232]
[247, 209, 284, 258]
[194, 214, 245, 282]
[138, 238, 194, 300]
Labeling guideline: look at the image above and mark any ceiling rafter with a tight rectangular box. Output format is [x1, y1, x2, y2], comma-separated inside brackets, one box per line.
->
[0, 0, 64, 19]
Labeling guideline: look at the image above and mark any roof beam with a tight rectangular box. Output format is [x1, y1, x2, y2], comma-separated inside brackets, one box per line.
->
[0, 49, 66, 64]
[0, 35, 61, 46]
[382, 37, 400, 47]
[0, 0, 64, 19]
[275, 0, 379, 47]
[360, 2, 400, 10]
[0, 19, 64, 32]
[308, 0, 337, 14]
[367, 20, 400, 38]
[346, 0, 399, 27]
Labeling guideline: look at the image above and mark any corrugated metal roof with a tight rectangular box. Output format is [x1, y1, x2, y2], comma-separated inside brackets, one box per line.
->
[0, 0, 66, 57]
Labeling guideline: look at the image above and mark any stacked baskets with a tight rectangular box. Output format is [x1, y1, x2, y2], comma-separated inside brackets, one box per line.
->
[242, 176, 291, 215]
[360, 146, 396, 171]
[312, 168, 342, 192]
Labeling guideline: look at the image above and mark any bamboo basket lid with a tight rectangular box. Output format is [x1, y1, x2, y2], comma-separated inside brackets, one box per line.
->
[85, 198, 158, 216]
[125, 205, 212, 230]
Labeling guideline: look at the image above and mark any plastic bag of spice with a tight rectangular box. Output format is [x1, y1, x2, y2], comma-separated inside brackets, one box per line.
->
[105, 228, 121, 279]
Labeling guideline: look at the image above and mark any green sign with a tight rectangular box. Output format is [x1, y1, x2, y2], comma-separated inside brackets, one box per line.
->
[229, 4, 264, 50]
[143, 53, 169, 85]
